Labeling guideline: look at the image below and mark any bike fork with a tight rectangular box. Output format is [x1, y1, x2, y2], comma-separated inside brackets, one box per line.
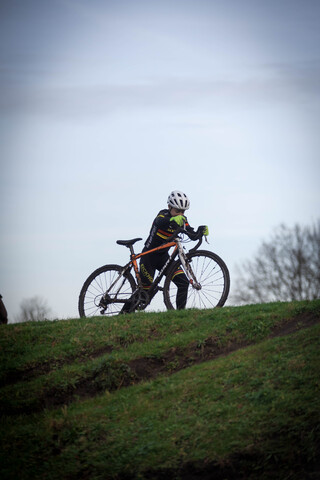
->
[178, 247, 202, 290]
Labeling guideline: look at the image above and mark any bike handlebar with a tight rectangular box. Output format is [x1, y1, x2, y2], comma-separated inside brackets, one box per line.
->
[189, 227, 204, 252]
[166, 226, 204, 251]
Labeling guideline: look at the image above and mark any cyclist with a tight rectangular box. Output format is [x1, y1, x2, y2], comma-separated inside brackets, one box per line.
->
[140, 190, 208, 309]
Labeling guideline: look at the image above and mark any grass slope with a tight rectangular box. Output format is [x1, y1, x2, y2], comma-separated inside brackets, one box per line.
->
[0, 300, 319, 479]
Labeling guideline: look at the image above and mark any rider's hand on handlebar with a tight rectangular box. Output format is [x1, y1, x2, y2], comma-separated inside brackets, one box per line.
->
[197, 225, 209, 243]
[202, 225, 209, 236]
[198, 225, 209, 235]
[199, 225, 209, 243]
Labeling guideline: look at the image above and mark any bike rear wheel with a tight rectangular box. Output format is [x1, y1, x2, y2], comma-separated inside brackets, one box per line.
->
[163, 250, 230, 310]
[78, 264, 136, 317]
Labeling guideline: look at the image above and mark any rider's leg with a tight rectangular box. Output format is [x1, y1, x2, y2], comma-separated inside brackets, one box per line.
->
[120, 255, 156, 314]
[148, 252, 189, 309]
[172, 269, 189, 309]
[140, 254, 156, 292]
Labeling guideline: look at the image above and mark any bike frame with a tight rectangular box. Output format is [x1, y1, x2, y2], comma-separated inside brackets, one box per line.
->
[131, 241, 178, 288]
[105, 236, 198, 305]
[112, 240, 179, 303]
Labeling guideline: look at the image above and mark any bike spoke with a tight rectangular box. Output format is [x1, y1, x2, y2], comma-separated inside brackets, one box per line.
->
[164, 250, 229, 310]
[79, 266, 136, 317]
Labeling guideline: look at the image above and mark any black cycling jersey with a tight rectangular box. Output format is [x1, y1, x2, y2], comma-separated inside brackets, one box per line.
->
[139, 208, 195, 309]
[144, 209, 195, 250]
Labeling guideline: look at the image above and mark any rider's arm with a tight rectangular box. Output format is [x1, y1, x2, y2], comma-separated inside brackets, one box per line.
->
[155, 212, 172, 229]
[169, 215, 197, 236]
[184, 219, 209, 239]
[184, 218, 195, 233]
[154, 210, 202, 238]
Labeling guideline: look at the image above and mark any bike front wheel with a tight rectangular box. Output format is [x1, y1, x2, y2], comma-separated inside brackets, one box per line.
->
[78, 264, 136, 317]
[163, 250, 230, 310]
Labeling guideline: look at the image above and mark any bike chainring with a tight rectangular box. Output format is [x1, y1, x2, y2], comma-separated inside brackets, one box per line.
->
[129, 290, 150, 312]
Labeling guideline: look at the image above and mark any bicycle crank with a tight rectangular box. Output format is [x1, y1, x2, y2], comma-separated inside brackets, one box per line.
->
[129, 290, 150, 312]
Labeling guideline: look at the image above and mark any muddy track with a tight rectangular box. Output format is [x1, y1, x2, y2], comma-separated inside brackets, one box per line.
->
[45, 312, 320, 408]
[1, 331, 161, 388]
[0, 344, 114, 388]
[3, 312, 319, 416]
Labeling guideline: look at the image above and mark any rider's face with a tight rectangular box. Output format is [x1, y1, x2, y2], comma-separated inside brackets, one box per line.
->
[169, 206, 185, 216]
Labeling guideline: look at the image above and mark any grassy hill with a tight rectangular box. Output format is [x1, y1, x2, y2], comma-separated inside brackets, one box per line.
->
[1, 300, 319, 479]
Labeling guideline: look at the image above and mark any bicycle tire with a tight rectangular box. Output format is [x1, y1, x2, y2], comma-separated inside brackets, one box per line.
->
[78, 264, 136, 317]
[163, 250, 230, 310]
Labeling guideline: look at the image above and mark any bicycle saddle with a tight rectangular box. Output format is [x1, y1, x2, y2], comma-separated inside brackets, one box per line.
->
[116, 238, 142, 247]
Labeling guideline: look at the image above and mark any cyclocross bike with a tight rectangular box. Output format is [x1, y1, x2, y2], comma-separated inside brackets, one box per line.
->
[78, 227, 230, 317]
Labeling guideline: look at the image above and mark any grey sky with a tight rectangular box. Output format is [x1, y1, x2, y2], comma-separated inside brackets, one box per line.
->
[1, 0, 319, 319]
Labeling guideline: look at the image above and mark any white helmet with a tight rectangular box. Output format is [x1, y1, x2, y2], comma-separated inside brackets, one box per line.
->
[167, 190, 190, 210]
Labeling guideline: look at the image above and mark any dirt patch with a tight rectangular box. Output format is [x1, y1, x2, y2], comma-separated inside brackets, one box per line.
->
[0, 344, 114, 388]
[269, 311, 319, 337]
[3, 312, 319, 415]
[127, 311, 320, 388]
[37, 312, 320, 412]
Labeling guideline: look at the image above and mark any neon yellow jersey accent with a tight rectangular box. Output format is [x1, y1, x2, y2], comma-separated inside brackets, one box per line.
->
[141, 263, 154, 283]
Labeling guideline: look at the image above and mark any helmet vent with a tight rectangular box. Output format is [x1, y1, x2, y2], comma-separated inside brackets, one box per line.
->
[167, 190, 190, 210]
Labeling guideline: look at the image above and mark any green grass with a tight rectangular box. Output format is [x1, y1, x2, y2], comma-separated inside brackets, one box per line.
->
[0, 300, 319, 479]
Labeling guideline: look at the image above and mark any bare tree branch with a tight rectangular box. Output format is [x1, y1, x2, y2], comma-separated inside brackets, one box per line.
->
[15, 296, 52, 323]
[231, 220, 320, 304]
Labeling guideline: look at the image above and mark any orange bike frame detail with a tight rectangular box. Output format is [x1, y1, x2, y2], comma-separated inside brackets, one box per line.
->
[129, 241, 178, 288]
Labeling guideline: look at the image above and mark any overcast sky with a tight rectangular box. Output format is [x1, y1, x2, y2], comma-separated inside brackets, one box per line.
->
[1, 0, 319, 321]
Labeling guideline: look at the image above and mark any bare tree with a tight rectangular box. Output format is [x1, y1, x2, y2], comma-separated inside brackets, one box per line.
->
[232, 221, 320, 304]
[15, 296, 52, 323]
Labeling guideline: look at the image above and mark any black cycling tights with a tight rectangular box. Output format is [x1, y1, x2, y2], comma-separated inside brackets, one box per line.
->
[140, 250, 189, 309]
[172, 272, 189, 309]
